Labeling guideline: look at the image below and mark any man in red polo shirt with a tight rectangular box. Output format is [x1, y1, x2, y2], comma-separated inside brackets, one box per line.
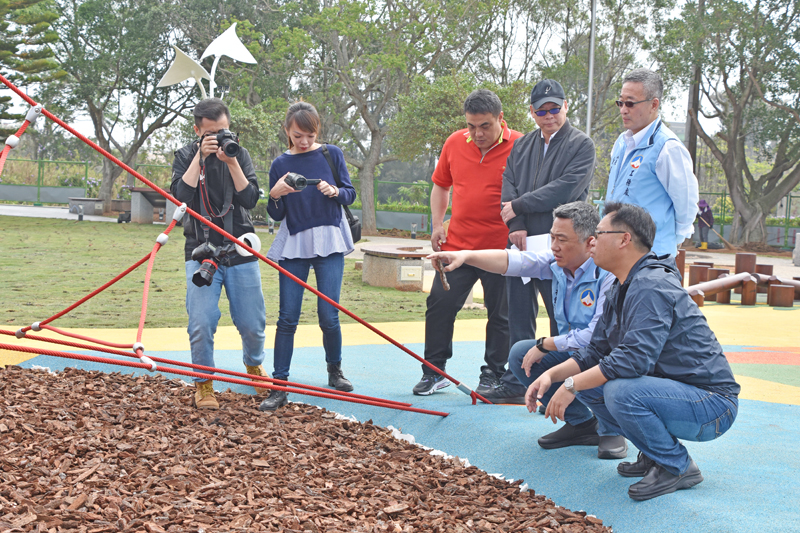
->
[413, 89, 524, 396]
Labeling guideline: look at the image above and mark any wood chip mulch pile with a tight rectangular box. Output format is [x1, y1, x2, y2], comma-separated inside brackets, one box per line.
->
[0, 365, 611, 533]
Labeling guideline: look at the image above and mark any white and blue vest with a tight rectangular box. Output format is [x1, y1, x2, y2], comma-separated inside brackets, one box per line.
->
[605, 120, 682, 256]
[550, 259, 609, 337]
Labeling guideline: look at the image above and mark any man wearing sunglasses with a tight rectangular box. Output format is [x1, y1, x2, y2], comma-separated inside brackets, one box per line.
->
[488, 79, 595, 404]
[605, 68, 698, 257]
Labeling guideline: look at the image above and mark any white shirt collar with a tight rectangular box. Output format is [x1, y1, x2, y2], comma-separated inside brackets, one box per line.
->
[624, 117, 660, 150]
[540, 128, 560, 144]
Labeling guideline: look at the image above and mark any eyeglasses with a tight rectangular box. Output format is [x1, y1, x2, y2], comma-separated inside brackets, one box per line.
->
[533, 108, 561, 117]
[596, 230, 628, 236]
[615, 99, 653, 108]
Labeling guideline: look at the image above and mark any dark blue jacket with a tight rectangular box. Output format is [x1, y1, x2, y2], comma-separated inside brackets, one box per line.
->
[572, 253, 740, 397]
[267, 144, 356, 234]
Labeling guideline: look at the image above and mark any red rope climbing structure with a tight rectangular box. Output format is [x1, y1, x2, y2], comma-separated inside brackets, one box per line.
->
[0, 74, 491, 411]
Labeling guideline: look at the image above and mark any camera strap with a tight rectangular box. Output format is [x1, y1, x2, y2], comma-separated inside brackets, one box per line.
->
[194, 162, 235, 247]
[321, 144, 358, 227]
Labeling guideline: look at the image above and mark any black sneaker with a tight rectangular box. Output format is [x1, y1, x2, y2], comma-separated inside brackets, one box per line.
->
[480, 383, 526, 404]
[537, 417, 600, 449]
[412, 374, 450, 396]
[475, 368, 500, 395]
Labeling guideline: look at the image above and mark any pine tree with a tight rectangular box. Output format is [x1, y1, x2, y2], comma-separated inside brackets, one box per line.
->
[1, 0, 63, 136]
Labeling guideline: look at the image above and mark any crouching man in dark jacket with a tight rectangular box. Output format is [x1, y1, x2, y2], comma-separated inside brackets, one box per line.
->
[528, 202, 739, 501]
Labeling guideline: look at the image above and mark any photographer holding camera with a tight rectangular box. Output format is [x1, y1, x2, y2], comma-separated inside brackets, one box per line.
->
[171, 98, 267, 410]
[259, 101, 357, 411]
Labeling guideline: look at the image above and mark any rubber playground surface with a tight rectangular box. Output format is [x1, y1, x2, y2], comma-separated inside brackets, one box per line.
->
[2, 300, 798, 533]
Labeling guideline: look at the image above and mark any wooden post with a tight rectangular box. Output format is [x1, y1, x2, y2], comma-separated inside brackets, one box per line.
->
[688, 264, 710, 286]
[676, 249, 686, 286]
[741, 278, 757, 306]
[705, 268, 730, 302]
[734, 253, 757, 294]
[693, 261, 714, 268]
[755, 264, 774, 294]
[768, 285, 795, 308]
[691, 291, 705, 307]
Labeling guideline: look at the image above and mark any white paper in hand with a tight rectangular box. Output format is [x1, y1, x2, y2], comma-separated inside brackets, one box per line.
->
[509, 234, 551, 284]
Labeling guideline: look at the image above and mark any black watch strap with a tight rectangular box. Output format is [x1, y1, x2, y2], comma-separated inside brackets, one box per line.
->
[536, 337, 550, 354]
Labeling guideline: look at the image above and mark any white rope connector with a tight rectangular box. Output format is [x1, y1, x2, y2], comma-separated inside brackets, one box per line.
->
[172, 203, 187, 223]
[157, 233, 169, 245]
[132, 342, 145, 353]
[15, 328, 25, 339]
[139, 356, 157, 372]
[31, 322, 41, 331]
[5, 135, 19, 148]
[235, 232, 261, 257]
[25, 104, 43, 123]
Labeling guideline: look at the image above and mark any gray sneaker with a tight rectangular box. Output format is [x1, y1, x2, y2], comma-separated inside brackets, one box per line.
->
[412, 374, 450, 395]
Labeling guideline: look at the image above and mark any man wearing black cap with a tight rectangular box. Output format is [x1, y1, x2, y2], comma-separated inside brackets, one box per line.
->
[482, 79, 596, 403]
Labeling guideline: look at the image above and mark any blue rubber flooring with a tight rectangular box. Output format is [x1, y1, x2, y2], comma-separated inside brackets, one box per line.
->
[20, 340, 800, 533]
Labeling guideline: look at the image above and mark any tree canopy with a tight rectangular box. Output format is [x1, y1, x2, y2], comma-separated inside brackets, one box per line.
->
[655, 0, 800, 243]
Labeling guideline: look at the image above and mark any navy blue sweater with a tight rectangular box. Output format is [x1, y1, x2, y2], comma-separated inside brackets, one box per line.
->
[267, 144, 356, 235]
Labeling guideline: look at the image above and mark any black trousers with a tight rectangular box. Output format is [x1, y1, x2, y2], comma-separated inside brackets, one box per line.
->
[423, 264, 509, 377]
[500, 275, 558, 391]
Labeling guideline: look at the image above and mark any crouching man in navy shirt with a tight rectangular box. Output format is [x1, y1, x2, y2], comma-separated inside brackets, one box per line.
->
[428, 201, 623, 459]
[529, 202, 739, 501]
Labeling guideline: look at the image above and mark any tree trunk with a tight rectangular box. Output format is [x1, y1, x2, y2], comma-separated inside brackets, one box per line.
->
[730, 201, 767, 244]
[358, 130, 384, 235]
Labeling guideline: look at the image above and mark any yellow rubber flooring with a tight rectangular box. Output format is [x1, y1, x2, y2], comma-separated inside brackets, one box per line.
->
[2, 300, 798, 406]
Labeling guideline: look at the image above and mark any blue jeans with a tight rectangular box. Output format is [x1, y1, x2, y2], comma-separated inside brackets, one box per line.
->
[577, 376, 738, 475]
[185, 260, 266, 382]
[508, 339, 594, 427]
[273, 253, 344, 381]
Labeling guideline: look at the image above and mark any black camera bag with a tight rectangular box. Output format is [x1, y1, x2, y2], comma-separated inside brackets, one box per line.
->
[321, 144, 361, 243]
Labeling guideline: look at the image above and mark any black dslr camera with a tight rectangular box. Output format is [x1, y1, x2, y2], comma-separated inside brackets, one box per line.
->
[285, 172, 321, 191]
[202, 129, 240, 158]
[190, 242, 237, 287]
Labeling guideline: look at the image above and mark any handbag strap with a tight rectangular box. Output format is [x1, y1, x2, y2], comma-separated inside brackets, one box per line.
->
[321, 144, 357, 223]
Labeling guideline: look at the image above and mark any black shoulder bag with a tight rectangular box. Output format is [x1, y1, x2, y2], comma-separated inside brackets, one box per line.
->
[321, 144, 361, 243]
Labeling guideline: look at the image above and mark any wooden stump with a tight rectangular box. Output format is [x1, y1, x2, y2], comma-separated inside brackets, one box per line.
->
[691, 291, 705, 307]
[688, 264, 710, 286]
[705, 268, 731, 302]
[768, 284, 794, 308]
[694, 261, 715, 268]
[755, 264, 774, 294]
[676, 249, 686, 286]
[734, 253, 757, 294]
[741, 278, 757, 306]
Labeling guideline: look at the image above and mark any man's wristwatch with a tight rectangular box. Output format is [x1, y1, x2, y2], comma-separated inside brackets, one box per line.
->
[535, 337, 550, 354]
[564, 376, 577, 395]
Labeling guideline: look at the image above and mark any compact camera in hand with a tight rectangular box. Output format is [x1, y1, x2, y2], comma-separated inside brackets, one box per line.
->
[202, 129, 240, 158]
[285, 172, 321, 191]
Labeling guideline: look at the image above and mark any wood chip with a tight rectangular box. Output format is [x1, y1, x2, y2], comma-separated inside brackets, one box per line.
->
[0, 365, 611, 533]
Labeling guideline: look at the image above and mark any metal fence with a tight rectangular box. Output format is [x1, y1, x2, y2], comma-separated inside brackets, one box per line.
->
[1, 158, 798, 246]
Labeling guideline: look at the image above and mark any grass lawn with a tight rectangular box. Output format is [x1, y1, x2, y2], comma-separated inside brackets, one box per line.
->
[0, 216, 489, 329]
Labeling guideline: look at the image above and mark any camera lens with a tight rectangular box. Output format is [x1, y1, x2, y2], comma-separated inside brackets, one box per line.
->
[192, 258, 218, 287]
[220, 138, 239, 157]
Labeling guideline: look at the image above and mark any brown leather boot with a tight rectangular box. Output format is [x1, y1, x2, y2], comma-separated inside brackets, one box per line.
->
[193, 380, 219, 410]
[245, 365, 269, 396]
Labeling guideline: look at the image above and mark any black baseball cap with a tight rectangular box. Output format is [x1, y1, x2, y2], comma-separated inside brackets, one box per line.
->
[530, 79, 565, 109]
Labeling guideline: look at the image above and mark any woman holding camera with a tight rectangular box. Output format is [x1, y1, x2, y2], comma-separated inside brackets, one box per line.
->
[260, 101, 357, 411]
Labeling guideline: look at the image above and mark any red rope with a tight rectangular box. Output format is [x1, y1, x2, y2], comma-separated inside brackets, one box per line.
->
[0, 73, 490, 405]
[137, 221, 177, 343]
[0, 119, 31, 177]
[0, 329, 411, 407]
[0, 342, 449, 417]
[37, 325, 133, 349]
[18, 251, 153, 334]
